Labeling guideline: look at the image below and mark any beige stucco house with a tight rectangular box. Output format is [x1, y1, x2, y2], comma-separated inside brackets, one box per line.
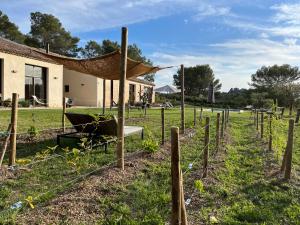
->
[0, 37, 155, 108]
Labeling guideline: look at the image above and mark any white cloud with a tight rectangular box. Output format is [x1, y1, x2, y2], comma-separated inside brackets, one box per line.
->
[153, 38, 300, 91]
[272, 3, 300, 25]
[193, 4, 231, 21]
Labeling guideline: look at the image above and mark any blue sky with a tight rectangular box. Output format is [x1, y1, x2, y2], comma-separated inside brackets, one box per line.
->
[2, 0, 300, 91]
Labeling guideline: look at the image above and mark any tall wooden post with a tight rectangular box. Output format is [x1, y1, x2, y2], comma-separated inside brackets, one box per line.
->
[224, 109, 227, 130]
[216, 113, 220, 152]
[171, 127, 181, 224]
[62, 97, 66, 133]
[199, 106, 203, 124]
[180, 64, 185, 134]
[295, 108, 300, 123]
[256, 111, 259, 131]
[203, 117, 210, 178]
[9, 93, 18, 166]
[194, 106, 196, 127]
[261, 112, 264, 139]
[116, 27, 128, 170]
[227, 108, 230, 123]
[268, 114, 272, 151]
[284, 119, 295, 180]
[221, 110, 225, 138]
[103, 79, 106, 115]
[161, 107, 165, 145]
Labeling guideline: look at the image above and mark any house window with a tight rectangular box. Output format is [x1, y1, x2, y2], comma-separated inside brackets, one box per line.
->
[64, 85, 70, 93]
[25, 64, 47, 101]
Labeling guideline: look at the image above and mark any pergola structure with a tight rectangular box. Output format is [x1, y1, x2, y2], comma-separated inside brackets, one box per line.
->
[40, 27, 168, 170]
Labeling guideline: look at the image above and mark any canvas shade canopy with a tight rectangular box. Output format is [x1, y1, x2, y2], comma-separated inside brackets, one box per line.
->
[40, 50, 164, 80]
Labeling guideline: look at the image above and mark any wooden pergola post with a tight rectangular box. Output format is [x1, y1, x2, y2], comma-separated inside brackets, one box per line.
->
[180, 64, 185, 134]
[116, 27, 128, 170]
[103, 79, 106, 115]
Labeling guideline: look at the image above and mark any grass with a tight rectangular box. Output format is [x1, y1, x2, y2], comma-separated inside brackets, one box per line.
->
[0, 107, 199, 223]
[1, 108, 299, 224]
[192, 112, 300, 224]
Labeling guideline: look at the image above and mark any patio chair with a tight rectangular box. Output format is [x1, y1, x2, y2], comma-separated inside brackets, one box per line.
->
[66, 98, 74, 108]
[32, 95, 47, 107]
[57, 113, 144, 152]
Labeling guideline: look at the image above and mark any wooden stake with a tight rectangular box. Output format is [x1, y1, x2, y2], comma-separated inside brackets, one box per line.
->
[9, 93, 18, 166]
[171, 127, 181, 225]
[0, 124, 12, 167]
[116, 27, 128, 170]
[194, 107, 196, 127]
[203, 117, 210, 178]
[284, 119, 295, 180]
[62, 97, 66, 133]
[103, 79, 106, 115]
[268, 114, 272, 151]
[261, 112, 264, 139]
[295, 108, 300, 123]
[221, 110, 225, 138]
[180, 170, 188, 225]
[224, 109, 227, 130]
[256, 111, 259, 131]
[161, 107, 165, 145]
[180, 64, 185, 134]
[216, 113, 220, 152]
[199, 107, 203, 125]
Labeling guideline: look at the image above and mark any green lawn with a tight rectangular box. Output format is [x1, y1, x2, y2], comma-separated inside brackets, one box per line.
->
[0, 108, 299, 224]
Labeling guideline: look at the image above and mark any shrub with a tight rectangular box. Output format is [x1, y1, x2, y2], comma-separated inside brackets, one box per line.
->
[27, 125, 39, 140]
[142, 139, 159, 153]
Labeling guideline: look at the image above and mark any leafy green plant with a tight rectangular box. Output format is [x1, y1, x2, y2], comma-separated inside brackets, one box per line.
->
[27, 125, 39, 140]
[194, 180, 205, 194]
[142, 139, 159, 153]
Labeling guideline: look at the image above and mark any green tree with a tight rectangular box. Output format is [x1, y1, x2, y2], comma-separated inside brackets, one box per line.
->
[173, 65, 222, 97]
[24, 12, 80, 57]
[251, 64, 300, 110]
[0, 11, 25, 43]
[80, 40, 102, 58]
[251, 64, 300, 89]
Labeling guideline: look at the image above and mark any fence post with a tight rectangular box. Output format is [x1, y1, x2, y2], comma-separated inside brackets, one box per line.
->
[203, 117, 210, 178]
[224, 109, 228, 130]
[180, 64, 185, 134]
[261, 112, 264, 139]
[171, 127, 181, 224]
[256, 111, 259, 131]
[216, 113, 220, 152]
[161, 107, 165, 145]
[284, 119, 295, 180]
[194, 107, 196, 127]
[227, 108, 230, 124]
[253, 109, 256, 125]
[116, 27, 128, 170]
[268, 114, 272, 151]
[144, 105, 147, 117]
[180, 171, 188, 225]
[62, 97, 66, 133]
[221, 110, 225, 138]
[296, 108, 300, 123]
[9, 93, 18, 166]
[199, 107, 203, 125]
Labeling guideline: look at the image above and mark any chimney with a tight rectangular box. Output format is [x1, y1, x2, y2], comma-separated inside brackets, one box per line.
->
[46, 43, 50, 54]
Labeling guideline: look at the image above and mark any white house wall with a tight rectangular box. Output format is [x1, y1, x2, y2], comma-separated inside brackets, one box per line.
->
[63, 68, 99, 107]
[0, 52, 63, 107]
